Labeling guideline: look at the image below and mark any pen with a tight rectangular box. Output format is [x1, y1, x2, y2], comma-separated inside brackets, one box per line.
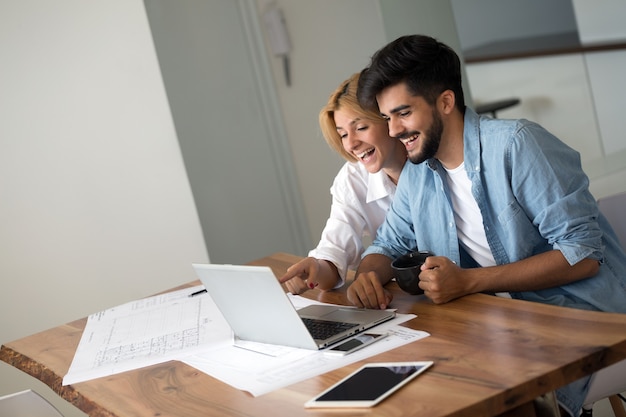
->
[189, 288, 207, 297]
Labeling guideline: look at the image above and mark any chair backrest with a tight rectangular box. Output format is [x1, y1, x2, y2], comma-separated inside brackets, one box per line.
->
[598, 191, 626, 247]
[0, 390, 64, 417]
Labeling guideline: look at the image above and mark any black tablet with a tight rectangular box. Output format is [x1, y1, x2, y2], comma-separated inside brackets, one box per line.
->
[304, 361, 433, 408]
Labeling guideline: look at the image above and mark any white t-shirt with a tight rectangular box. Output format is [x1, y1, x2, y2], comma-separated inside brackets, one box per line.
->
[309, 161, 397, 287]
[443, 162, 495, 267]
[444, 163, 510, 298]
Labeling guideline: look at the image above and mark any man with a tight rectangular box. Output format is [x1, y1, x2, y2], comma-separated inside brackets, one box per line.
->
[350, 34, 626, 417]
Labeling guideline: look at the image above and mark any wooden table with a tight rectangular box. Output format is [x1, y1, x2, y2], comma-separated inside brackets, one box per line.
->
[2, 252, 626, 417]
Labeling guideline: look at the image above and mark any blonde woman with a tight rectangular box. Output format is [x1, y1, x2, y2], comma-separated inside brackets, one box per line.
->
[279, 72, 406, 294]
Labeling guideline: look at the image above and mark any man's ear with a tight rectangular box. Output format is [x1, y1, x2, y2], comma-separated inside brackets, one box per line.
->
[438, 90, 456, 115]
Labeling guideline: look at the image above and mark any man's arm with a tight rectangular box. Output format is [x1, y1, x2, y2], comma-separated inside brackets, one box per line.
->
[347, 253, 395, 309]
[419, 250, 600, 304]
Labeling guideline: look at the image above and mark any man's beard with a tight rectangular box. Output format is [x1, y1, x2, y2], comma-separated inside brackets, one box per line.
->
[407, 110, 443, 165]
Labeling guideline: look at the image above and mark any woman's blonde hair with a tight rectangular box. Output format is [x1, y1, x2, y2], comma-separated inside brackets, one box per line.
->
[319, 72, 386, 162]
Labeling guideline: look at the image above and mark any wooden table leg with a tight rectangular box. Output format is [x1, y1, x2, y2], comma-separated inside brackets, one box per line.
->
[609, 395, 626, 417]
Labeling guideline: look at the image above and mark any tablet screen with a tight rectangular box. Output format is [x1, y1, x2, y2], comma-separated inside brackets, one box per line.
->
[304, 361, 433, 408]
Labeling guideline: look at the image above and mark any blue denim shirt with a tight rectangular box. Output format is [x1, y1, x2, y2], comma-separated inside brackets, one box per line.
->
[363, 108, 626, 414]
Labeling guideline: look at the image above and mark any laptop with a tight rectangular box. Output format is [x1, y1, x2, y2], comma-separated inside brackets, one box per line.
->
[192, 263, 395, 350]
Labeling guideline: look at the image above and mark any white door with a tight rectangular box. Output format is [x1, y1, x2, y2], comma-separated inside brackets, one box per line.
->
[145, 0, 311, 263]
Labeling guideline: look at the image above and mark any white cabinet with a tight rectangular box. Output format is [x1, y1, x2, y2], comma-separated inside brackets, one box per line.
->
[465, 54, 601, 165]
[465, 49, 626, 199]
[456, 0, 626, 199]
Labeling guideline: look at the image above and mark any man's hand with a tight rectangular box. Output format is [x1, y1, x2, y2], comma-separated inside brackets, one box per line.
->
[418, 256, 467, 304]
[347, 272, 393, 309]
[348, 254, 394, 309]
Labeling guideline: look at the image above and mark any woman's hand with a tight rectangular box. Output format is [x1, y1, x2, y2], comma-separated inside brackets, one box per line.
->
[279, 257, 321, 294]
[279, 257, 341, 294]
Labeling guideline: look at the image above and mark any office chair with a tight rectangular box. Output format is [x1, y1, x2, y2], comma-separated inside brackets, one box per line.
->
[0, 389, 64, 417]
[582, 384, 626, 417]
[582, 191, 626, 417]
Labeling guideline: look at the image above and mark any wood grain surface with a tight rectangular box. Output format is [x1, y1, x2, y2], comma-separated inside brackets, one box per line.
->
[2, 252, 626, 417]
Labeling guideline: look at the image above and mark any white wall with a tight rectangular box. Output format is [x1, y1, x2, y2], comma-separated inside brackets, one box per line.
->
[145, 0, 312, 264]
[0, 1, 208, 415]
[256, 0, 388, 241]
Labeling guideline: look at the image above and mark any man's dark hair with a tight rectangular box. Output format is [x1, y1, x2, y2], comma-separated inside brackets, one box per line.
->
[357, 34, 465, 113]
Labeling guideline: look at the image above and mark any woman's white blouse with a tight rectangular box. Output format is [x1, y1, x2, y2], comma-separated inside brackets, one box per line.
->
[308, 161, 397, 287]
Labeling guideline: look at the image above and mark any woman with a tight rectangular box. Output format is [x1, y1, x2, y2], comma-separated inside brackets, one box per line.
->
[279, 72, 406, 294]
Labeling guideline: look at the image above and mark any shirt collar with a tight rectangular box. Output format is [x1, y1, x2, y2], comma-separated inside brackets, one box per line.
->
[427, 107, 480, 173]
[366, 169, 396, 204]
[463, 107, 481, 172]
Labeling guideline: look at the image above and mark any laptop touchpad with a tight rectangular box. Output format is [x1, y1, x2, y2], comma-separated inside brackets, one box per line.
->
[318, 308, 369, 323]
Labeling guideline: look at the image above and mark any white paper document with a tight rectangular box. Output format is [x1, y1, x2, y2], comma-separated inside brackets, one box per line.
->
[63, 287, 429, 396]
[63, 285, 231, 385]
[182, 295, 429, 397]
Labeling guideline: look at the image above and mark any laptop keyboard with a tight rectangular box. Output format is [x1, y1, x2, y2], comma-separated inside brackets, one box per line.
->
[301, 318, 359, 340]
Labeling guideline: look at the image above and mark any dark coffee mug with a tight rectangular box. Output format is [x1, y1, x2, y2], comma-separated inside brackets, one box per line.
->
[391, 251, 434, 295]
